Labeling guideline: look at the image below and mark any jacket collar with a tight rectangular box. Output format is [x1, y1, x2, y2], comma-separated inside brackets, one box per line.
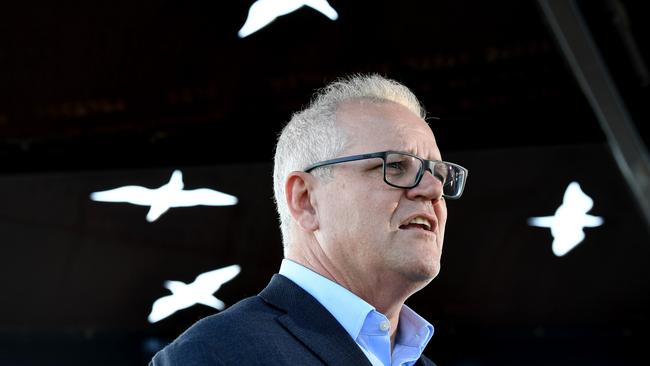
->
[259, 274, 373, 366]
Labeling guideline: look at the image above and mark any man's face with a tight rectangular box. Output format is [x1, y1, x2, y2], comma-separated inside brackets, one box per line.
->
[312, 100, 448, 289]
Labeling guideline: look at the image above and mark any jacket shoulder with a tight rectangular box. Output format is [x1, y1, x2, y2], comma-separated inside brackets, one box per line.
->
[419, 354, 437, 366]
[173, 294, 279, 344]
[151, 294, 282, 365]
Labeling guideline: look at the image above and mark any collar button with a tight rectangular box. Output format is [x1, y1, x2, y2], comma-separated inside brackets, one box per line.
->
[379, 321, 390, 332]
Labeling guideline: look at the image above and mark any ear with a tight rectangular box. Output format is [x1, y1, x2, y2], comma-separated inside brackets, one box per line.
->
[285, 171, 319, 232]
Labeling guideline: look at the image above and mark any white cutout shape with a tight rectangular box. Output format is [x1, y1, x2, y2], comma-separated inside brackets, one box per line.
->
[238, 0, 338, 38]
[148, 264, 241, 323]
[90, 170, 238, 222]
[528, 181, 604, 257]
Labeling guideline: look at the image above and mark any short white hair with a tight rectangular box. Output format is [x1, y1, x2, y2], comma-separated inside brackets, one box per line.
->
[272, 74, 426, 250]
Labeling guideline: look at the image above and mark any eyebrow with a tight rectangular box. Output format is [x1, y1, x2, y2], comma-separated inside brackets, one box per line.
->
[394, 149, 440, 161]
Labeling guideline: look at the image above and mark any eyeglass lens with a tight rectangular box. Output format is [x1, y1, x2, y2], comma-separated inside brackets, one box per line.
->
[384, 153, 464, 198]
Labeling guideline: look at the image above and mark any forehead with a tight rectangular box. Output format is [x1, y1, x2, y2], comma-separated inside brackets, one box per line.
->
[336, 100, 441, 160]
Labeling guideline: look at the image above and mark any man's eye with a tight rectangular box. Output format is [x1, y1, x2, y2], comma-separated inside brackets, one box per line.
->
[433, 164, 449, 183]
[386, 162, 405, 172]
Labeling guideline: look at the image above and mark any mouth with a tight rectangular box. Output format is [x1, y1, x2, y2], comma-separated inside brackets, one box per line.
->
[399, 215, 435, 232]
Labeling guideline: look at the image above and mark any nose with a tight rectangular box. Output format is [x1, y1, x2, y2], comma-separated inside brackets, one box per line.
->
[405, 170, 444, 202]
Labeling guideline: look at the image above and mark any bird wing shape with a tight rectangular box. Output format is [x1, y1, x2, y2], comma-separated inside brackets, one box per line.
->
[148, 293, 188, 323]
[165, 170, 185, 191]
[563, 182, 593, 212]
[305, 0, 338, 19]
[168, 188, 238, 207]
[191, 265, 241, 294]
[583, 214, 604, 227]
[238, 0, 304, 38]
[196, 296, 226, 311]
[90, 186, 154, 205]
[552, 229, 585, 257]
[528, 216, 555, 228]
[146, 203, 171, 222]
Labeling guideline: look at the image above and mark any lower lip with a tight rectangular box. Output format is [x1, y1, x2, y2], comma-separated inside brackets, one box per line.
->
[400, 227, 435, 236]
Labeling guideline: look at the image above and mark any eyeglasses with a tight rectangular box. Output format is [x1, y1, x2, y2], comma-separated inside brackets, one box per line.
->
[304, 151, 468, 199]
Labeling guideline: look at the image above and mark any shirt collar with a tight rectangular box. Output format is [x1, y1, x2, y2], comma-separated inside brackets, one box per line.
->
[395, 304, 435, 353]
[279, 258, 373, 340]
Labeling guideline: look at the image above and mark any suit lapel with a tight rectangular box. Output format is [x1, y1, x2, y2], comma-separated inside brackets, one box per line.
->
[259, 274, 373, 366]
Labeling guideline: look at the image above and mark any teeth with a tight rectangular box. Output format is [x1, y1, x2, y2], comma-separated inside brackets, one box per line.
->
[409, 217, 431, 230]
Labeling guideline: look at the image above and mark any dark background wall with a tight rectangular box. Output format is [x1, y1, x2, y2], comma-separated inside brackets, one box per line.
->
[0, 0, 649, 365]
[6, 0, 650, 172]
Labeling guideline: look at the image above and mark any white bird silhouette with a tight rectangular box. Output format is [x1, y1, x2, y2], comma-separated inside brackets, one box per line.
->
[528, 181, 603, 257]
[148, 264, 241, 323]
[238, 0, 339, 38]
[90, 170, 238, 222]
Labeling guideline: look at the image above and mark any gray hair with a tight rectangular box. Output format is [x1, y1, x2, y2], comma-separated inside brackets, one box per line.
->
[272, 74, 426, 249]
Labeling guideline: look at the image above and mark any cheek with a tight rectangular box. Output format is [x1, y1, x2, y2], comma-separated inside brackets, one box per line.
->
[340, 192, 393, 243]
[320, 187, 366, 237]
[347, 194, 380, 230]
[357, 189, 396, 222]
[436, 200, 448, 224]
[320, 176, 398, 237]
[435, 201, 448, 238]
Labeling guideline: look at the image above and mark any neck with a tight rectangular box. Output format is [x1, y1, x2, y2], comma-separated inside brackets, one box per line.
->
[286, 243, 425, 349]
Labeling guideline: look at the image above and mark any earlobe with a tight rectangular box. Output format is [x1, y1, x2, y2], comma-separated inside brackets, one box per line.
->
[285, 172, 319, 232]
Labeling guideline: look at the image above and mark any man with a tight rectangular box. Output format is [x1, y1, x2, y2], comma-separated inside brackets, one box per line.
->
[151, 74, 468, 365]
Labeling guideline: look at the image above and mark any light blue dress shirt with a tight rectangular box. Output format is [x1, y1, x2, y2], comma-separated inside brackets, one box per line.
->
[279, 259, 434, 366]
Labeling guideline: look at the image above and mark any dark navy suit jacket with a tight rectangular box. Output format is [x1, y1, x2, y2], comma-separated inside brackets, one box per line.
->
[150, 274, 436, 366]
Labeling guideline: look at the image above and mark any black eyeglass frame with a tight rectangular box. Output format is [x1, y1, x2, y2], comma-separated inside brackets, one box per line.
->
[303, 150, 468, 199]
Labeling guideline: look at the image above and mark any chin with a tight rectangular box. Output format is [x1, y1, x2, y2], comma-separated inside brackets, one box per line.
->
[401, 259, 441, 284]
